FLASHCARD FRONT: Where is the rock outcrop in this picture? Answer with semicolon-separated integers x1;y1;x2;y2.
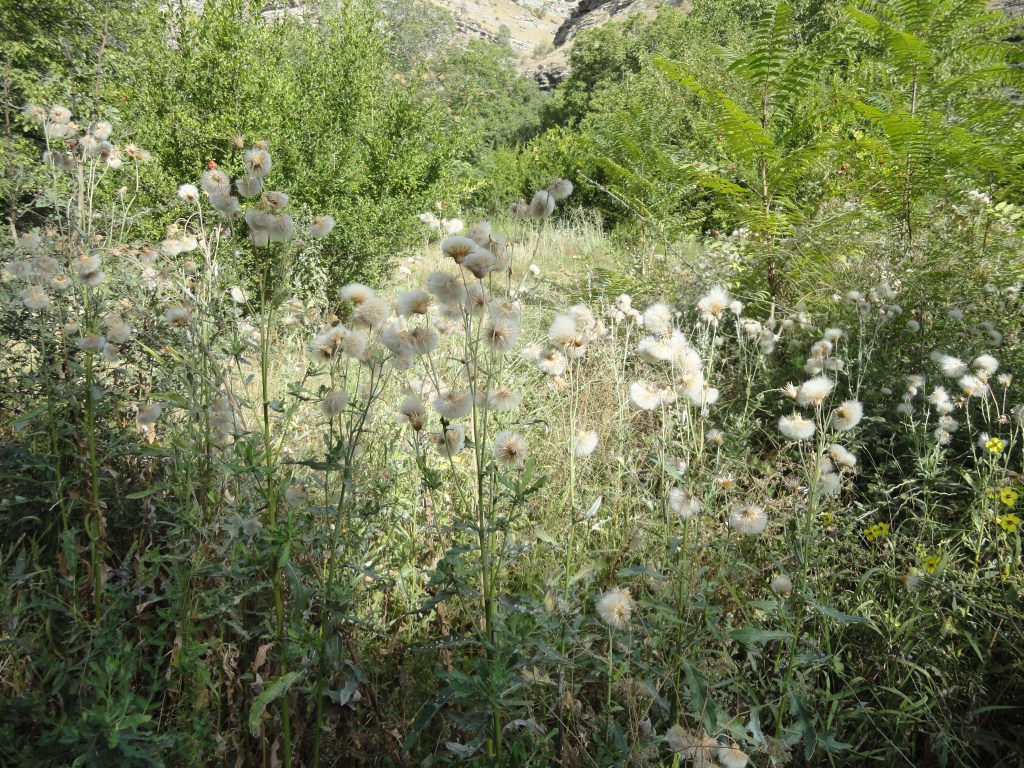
553;0;689;47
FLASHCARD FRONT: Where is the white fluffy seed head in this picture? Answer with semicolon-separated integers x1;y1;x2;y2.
309;215;335;239
441;235;477;264
494;430;528;467
426;271;466;307
669;488;702;519
797;375;835;407
321;390;349;417
573;430;599;457
830;400;863;431
630;380;662;410
730;504;768;535
770;574;793;597
642;303;673;335
973;354;999;377
529;189;555;218
779;413;815;441
595;587;633;629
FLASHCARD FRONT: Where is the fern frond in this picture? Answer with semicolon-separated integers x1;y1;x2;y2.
656;57;780;165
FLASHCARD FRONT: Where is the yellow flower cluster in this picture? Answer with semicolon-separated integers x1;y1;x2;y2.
865;522;890;542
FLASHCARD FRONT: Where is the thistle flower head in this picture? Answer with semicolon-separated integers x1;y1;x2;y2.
595;587;633;629
770;574;793;597
487;385;521;412
548;313;580;347
489;297;521;322
164;306;191;326
309;215;335;239
797;375;835;407
243;147;272;178
638;335;674;363
352;295;389;329
573;429;599;457
136;403;163;426
210;192;240;217
441;235;477;264
442;218;464;235
483;317;520;352
395;289;431;317
409;325;440;355
268;213;294;242
730;504;768;535
398;395;427;431
339;283;375;306
20;285;50;311
426;271;466;307
665;726;718;768
828;443;857;469
432;423;466;456
462;249;496;279
718;743;749;768
973;354;999;377
548;178;574;200
669;488;701;519
177;184;199;203
629;380;662;410
50;273;72;292
262;191;289;210
461;283;487;316
104;314;133;344
642;302;673;335
529;189;555;218
537;349;567;376
201;168;230;195
467;221;491;246
696;285;730;320
77;333;107;352
779;413;815;441
321;390;349;417
958;374;990;398
830;399;863;431
23;104;46;123
932;352;968;379
49;105;72;123
236;175;263;198
494;430;528;467
433;388;473;421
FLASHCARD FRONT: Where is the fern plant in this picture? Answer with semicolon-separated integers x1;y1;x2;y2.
588;3;843;297
845;0;1023;267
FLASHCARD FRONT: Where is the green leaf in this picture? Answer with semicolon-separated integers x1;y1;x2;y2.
402;686;455;754
729;627;793;644
125;485;169;500
809;601;869;625
248;671;302;735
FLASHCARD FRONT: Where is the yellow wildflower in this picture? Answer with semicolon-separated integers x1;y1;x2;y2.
996;513;1020;533
865;522;890;542
923;554;941;574
985;437;1005;454
1000;488;1019;508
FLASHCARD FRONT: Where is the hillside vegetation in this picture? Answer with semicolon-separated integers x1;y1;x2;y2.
1;1;1023;766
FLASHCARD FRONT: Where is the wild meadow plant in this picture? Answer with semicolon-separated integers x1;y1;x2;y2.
2;105;1023;767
